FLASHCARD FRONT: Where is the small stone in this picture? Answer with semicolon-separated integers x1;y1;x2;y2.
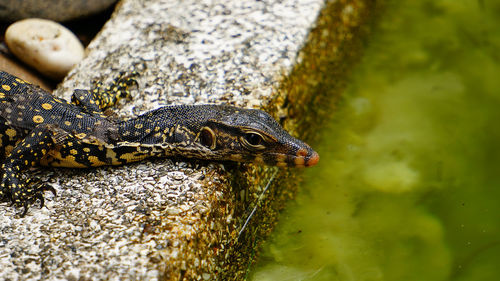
5;18;84;80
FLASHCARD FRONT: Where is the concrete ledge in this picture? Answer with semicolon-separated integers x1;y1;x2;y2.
0;0;376;280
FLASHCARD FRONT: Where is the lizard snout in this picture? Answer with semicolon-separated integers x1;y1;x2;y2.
292;148;319;167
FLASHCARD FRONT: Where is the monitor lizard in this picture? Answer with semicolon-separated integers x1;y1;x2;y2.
0;71;319;216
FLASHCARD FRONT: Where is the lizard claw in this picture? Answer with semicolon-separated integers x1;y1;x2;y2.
20;200;29;217
3;174;56;216
40;184;57;198
17;184;56;217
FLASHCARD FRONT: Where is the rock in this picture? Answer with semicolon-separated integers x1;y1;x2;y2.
0;0;117;22
5;18;85;80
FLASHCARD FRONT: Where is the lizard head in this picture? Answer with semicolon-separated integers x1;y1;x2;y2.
195;106;319;167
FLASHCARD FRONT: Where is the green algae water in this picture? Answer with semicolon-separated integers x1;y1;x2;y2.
249;1;500;280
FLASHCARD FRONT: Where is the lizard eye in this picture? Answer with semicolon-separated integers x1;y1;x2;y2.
200;127;216;149
244;133;263;146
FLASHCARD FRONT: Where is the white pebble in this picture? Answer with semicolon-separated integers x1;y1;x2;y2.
5;18;84;80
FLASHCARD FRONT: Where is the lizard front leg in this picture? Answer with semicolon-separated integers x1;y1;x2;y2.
71;71;138;115
0;124;60;216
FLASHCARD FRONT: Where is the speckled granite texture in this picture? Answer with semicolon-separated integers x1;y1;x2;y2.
0;0;374;280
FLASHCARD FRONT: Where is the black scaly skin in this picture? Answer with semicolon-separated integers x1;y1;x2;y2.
0;71;319;216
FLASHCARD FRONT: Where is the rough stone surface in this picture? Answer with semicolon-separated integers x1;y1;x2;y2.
0;0;374;280
0;0;116;22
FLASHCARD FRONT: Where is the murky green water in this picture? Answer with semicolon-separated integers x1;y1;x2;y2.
249;1;500;280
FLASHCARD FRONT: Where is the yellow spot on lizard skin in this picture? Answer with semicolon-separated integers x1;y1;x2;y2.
64;121;71;126
105;146;118;164
76;114;83;119
253;155;265;164
33;115;44;123
0;92;5;98
2;84;11;91
135;123;143;129
47;152;87;168
5;128;16;138
88;155;106;166
119;151;148;163
70;149;78;155
75;133;87;139
83;147;91;152
15;78;25;84
230;154;243;161
42;103;53;110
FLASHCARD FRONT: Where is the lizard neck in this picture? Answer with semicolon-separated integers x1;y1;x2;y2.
115;105;224;162
117;105;216;144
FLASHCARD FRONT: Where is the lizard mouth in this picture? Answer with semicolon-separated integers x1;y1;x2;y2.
292;148;319;168
271;148;319;168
